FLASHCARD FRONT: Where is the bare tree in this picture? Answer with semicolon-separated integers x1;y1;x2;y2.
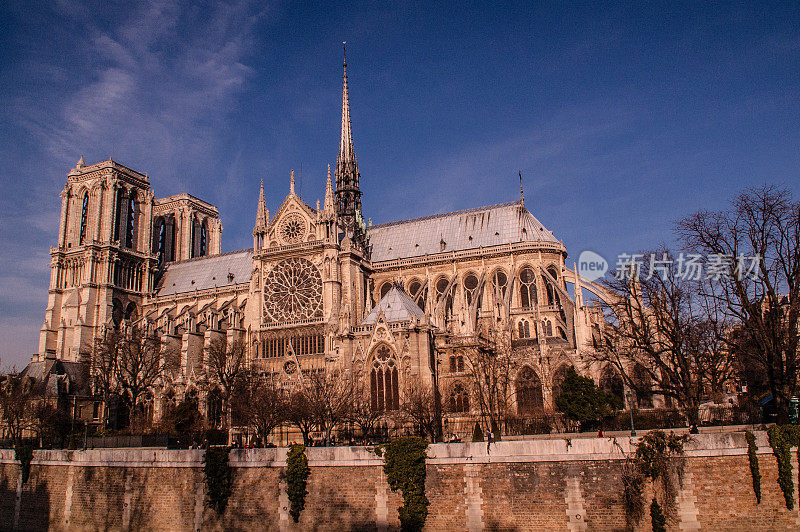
348;380;384;443
399;381;440;442
201;337;249;434
677;186;800;418
457;336;517;436
286;389;315;445
596;250;734;426
0;374;37;443
233;372;286;446
94;326;177;430
304;369;356;446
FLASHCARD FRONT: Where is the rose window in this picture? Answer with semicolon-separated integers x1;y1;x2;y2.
263;258;323;323
279;213;306;244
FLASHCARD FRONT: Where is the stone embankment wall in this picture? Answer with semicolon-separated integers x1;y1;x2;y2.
1;432;799;530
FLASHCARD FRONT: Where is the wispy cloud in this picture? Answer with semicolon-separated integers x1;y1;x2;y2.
0;0;267;366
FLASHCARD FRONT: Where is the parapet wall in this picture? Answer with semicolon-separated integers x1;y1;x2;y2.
1;432;799;530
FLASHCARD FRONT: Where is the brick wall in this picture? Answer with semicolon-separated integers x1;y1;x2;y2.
1;433;800;531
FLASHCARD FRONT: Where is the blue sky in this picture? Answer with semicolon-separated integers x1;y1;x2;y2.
1;1;799;368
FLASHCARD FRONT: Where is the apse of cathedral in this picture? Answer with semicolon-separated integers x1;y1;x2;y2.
37;55;609;418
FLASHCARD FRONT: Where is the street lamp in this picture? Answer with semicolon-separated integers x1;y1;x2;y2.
626;389;636;437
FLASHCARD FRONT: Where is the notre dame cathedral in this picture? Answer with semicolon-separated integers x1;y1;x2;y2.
35;56;616;430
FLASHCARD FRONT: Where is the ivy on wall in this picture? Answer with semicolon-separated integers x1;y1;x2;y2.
744;430;762;504
15;443;33;484
650;498;666;532
286;444;310;523
766;425;800;510
381;436;430;532
620;430;687;529
203;447;232;514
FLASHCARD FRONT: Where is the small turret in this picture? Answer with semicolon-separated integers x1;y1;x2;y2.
253;179;270;250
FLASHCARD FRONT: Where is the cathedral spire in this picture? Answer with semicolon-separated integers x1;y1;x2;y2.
290;169;296;196
334;42;363;236
255;179;269;227
338;43;356;168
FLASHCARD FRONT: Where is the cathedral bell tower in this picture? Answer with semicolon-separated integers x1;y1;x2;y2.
39;158;157;362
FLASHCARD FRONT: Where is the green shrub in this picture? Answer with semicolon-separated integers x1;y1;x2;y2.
203;447;232;514
382;436;429;531
286;444;310;523
14;443;33;484
744;430;761;503
555;367;622;430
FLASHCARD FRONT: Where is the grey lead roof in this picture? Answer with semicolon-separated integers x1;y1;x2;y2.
361;286;425;325
155;201;558;296
156;249;252;296
366;200;558;262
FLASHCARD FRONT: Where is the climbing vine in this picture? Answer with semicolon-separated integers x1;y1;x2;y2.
619;430;687;528
649;499;666;532
766;425;800;510
15;443;33;484
286;444;310;523
203;446;232;514
381;436;430;532
744;430;761;504
621;459;646;527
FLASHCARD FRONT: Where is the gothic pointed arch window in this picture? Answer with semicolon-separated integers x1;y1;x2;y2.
113;188;125;242
435;276;453;318
448;381;469;413
542;319;553;337
111;298;123;329
379;281;392;300
464;272;481;309
79;191;89;245
153;216;166;266
551;364;572;403
600;366;625;405
191;217;200;258
125;192;136;249
516;366;544;413
545;266;561;307
408;278;425;311
200;219;208;257
632;365;654;409
493;269;508;304
519;267;537;308
518;318;531;339
370;344;399;411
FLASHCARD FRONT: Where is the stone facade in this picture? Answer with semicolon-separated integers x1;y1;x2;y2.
36;57;620;430
1;433;799;530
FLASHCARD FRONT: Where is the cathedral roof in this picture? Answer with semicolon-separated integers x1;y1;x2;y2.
156;249;252;296
361;286;425;325
366;200;559;262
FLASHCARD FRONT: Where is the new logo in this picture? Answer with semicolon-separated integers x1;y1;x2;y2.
577;250;608;281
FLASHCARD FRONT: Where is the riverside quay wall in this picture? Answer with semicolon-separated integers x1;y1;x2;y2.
2;432;800;531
